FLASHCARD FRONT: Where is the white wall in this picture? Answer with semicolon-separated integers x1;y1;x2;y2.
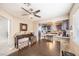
69;3;79;56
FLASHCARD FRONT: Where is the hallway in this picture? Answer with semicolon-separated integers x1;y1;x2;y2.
9;40;60;56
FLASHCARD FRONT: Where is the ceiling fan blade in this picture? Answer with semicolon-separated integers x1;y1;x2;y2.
21;7;31;14
34;10;40;14
34;14;41;18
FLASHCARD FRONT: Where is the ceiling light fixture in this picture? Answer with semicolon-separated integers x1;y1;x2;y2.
24;3;31;7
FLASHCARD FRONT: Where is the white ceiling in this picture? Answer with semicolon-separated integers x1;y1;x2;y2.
0;3;73;21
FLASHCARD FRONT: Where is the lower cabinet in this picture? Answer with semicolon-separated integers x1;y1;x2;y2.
18;38;29;49
15;35;37;49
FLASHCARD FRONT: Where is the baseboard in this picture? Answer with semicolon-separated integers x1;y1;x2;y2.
6;48;19;56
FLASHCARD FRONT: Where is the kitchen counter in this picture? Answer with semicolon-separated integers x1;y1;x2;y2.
53;36;70;56
53;36;70;40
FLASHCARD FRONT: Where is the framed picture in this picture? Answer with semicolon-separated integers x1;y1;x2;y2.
20;23;27;31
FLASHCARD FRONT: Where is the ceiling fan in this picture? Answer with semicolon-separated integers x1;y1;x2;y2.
21;7;41;18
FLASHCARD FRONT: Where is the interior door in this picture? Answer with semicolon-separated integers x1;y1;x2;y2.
0;16;9;55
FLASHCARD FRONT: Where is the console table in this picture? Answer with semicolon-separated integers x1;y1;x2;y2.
15;33;36;49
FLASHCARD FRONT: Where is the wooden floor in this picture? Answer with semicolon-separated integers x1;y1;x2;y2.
9;40;60;56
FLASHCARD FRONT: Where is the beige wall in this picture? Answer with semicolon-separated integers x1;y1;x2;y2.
10;17;34;49
0;9;34;53
69;3;79;56
32;21;39;41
